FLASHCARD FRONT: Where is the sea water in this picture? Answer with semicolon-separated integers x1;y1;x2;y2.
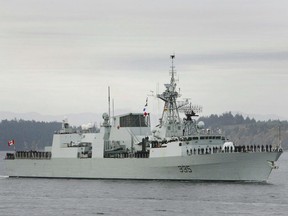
0;152;288;216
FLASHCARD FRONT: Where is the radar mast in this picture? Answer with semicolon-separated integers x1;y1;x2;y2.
157;55;182;137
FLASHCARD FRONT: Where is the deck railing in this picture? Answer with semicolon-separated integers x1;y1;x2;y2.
5;151;52;160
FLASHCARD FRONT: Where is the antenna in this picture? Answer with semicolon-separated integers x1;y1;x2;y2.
179;103;203;120
278;120;282;148
108;86;111;124
112;98;115;121
170;54;176;81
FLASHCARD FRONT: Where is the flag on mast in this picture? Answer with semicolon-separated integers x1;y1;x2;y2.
143;97;148;117
8;140;15;146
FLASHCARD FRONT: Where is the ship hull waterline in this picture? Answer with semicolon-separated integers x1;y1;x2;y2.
5;152;282;182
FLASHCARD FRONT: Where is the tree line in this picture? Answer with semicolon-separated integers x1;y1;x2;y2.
0;119;61;151
198;112;257;128
199;112;288;149
1;113;287;151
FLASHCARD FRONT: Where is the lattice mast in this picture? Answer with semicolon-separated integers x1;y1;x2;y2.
157;55;182;136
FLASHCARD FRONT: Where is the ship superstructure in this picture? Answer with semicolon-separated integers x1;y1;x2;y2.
4;55;283;182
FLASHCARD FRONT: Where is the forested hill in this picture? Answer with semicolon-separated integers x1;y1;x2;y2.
0;120;61;151
198;112;288;150
198;112;257;127
0;113;287;151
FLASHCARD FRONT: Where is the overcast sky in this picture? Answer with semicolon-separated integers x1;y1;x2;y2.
0;0;288;121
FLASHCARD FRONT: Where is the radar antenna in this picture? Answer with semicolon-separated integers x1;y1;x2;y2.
179;103;203;121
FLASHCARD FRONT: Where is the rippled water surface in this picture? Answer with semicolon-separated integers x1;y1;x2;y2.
1;152;288;216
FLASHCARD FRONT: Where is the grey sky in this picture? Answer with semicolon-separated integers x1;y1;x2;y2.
1;0;288;120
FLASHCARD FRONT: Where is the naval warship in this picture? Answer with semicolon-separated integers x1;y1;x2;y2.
4;55;283;181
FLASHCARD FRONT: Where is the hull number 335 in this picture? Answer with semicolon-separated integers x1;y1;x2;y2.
178;166;192;173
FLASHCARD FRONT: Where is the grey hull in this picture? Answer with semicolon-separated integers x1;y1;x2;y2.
4;152;282;182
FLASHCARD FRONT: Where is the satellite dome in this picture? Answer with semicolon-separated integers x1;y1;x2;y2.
102;113;109;120
197;121;205;129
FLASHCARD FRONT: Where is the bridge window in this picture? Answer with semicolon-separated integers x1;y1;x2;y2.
120;114;148;127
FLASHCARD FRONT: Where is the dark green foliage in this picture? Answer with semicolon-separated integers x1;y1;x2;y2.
198;112;256;127
1;114;287;151
0;119;61;151
199;112;288;150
